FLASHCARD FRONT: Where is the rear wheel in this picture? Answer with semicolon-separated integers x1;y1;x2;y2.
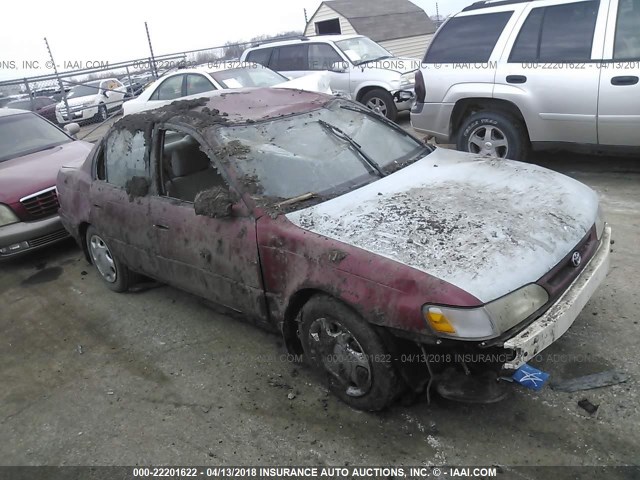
299;295;399;411
86;226;131;292
456;110;529;160
360;89;398;122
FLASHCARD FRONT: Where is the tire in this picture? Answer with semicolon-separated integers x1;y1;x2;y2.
85;226;131;292
96;104;108;123
456;110;529;160
360;89;398;122
298;294;399;411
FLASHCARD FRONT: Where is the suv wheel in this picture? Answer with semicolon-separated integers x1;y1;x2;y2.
299;294;399;411
361;89;398;122
457;110;528;160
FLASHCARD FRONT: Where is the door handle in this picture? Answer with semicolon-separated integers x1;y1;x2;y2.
92;203;103;209
153;224;169;230
506;75;527;84
611;76;639;86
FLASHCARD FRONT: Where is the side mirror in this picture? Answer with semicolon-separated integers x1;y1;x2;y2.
329;61;348;74
102;90;110;98
64;122;80;137
194;187;234;218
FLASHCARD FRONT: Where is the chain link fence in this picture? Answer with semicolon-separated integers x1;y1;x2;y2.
0;33;303;141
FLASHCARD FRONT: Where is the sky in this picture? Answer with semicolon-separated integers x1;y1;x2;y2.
0;0;473;82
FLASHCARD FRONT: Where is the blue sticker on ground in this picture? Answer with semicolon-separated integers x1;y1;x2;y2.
512;363;550;391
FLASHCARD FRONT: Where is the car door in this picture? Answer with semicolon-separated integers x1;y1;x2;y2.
496;0;608;145
148;125;268;323
89;128;159;277
307;43;351;96
269;44;309;79
597;0;640;146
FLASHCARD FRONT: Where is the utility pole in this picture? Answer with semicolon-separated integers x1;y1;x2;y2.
304;8;308;24
145;22;158;79
44;37;71;123
436;2;440;25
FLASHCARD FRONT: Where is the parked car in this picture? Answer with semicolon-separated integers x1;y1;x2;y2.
0;94;29;108
121;73;155;97
411;0;640;159
122;64;331;117
241;35;418;121
55;78;127;124
4;96;59;124
0;109;91;259
57;89;610;410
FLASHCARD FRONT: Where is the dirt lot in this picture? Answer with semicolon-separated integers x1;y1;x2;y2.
1;117;639;471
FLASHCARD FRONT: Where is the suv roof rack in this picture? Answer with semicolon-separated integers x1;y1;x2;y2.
462;0;535;11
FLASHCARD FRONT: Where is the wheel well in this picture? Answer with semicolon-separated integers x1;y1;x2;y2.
356;86;386;103
281;288;324;354
79;222;91;263
450;98;529;141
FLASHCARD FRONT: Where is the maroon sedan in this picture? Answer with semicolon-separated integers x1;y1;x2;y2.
0;109;92;259
5;97;59;125
57;89;610;410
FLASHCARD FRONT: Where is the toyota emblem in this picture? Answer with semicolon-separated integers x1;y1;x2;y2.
571;251;582;268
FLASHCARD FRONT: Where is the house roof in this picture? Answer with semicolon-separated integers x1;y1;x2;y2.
314;0;436;42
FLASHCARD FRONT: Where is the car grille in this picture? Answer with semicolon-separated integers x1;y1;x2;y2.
29;228;69;248
20;187;60;220
537;227;598;300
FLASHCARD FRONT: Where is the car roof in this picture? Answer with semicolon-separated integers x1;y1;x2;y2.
248;34;362;50
0;108;31;117
121;88;333;127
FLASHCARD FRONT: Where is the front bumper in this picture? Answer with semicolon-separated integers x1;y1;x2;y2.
503;225;612;369
56;106;97;123
0;215;70;259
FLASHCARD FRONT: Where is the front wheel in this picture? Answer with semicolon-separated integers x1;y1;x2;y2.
86;226;131;292
299;295;399;411
456;110;529;160
360;89;398;122
96;104;108;123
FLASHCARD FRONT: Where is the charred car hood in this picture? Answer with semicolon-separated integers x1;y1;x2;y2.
286;148;599;303
0;140;92;204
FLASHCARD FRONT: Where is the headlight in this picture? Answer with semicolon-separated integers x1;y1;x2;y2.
423;284;549;340
399;71;416;87
0;204;19;227
595;204;605;240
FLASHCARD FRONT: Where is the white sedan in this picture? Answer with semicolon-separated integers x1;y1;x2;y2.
55;78;127;124
122;64;332;117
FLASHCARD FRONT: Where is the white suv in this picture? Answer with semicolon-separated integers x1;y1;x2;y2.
241;35;418;121
411;0;640;159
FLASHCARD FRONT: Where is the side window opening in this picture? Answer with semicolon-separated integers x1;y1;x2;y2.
161;130;227;203
424;12;513;63
308;44;343;70
510;1;599;63
151;75;184;101
614;0;640;60
246;48;273;67
105;130;147;188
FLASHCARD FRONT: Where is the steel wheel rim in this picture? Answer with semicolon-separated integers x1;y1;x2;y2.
365;97;387;116
467;125;509;158
308;317;372;397
89;234;117;283
100;106;107;121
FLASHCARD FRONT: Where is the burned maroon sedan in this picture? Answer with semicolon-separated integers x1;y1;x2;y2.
57;89;611;410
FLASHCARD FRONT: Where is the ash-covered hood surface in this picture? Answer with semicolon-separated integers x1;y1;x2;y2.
286;148;599;303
